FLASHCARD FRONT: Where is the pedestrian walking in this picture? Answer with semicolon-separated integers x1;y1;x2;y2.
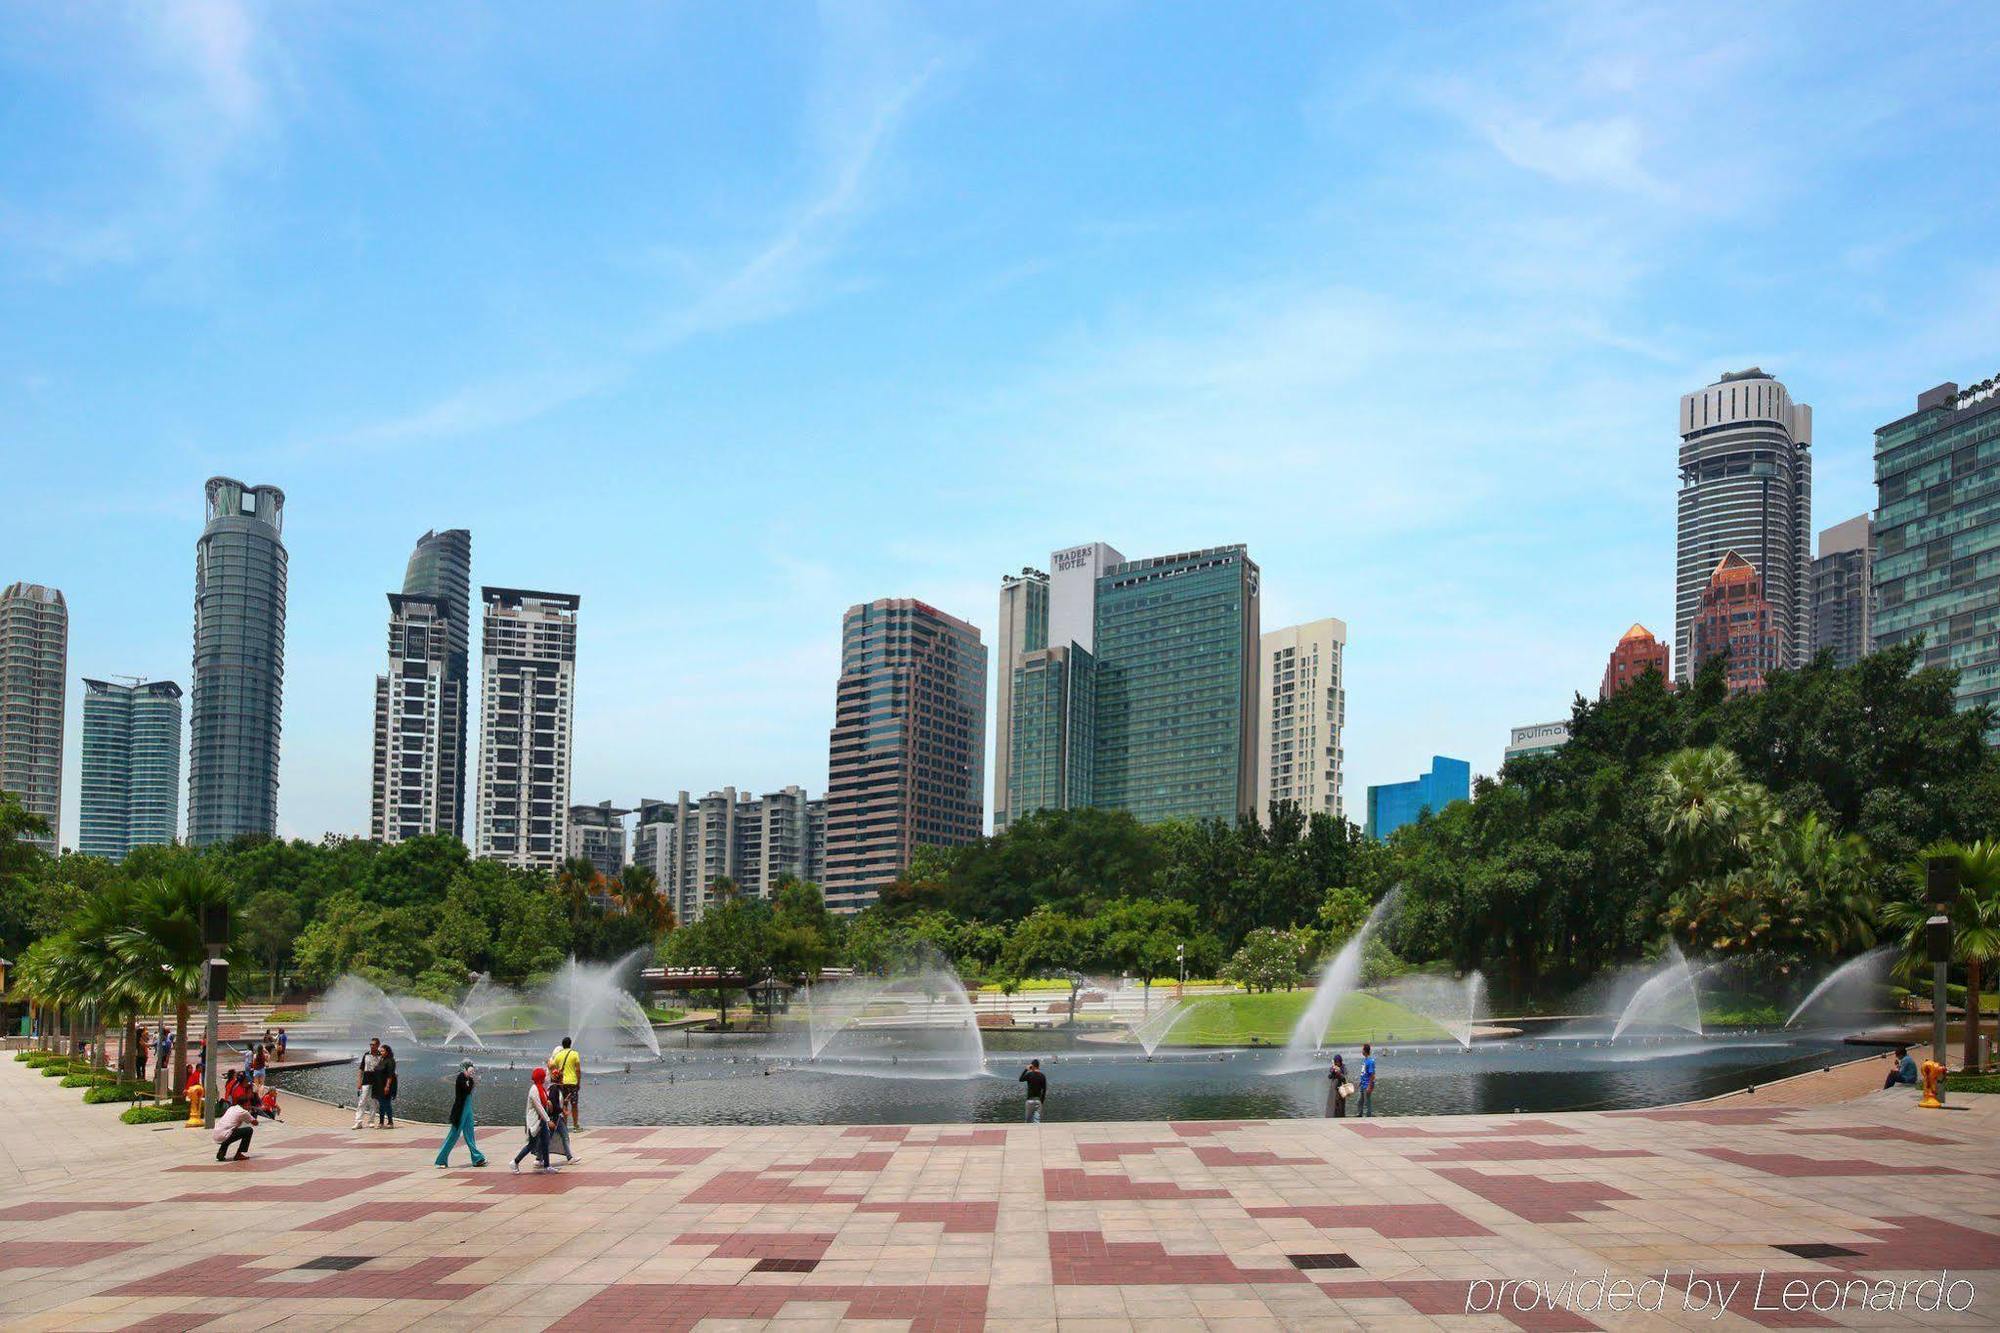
1019;1059;1048;1123
1326;1054;1351;1118
547;1087;578;1164
276;1028;288;1061
513;1067;555;1172
249;1043;267;1090
375;1045;399;1128
1357;1043;1377;1117
353;1037;383;1128
434;1060;487;1168
133;1036;148;1083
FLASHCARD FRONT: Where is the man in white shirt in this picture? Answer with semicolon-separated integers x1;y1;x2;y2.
213;1101;256;1161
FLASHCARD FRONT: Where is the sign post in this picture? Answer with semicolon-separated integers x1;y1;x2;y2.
1925;857;1958;1071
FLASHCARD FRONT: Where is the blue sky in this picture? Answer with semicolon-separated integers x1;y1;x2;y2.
5;2;1998;844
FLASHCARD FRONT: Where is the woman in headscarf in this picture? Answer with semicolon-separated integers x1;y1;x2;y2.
513;1066;555;1172
435;1060;487;1168
1326;1053;1350;1118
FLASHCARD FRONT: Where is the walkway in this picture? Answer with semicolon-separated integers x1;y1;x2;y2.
1;1057;1994;1330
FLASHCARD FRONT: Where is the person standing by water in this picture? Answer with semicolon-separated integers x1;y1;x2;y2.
375;1045;399;1128
513;1067;555;1172
548;1037;583;1128
434;1060;487;1168
1356;1043;1377;1117
1020;1059;1048;1123
353;1038;383;1129
1326;1054;1350;1118
276;1028;287;1062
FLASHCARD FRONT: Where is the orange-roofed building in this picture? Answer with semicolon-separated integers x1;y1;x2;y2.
1690;552;1780;695
1600;624;1670;700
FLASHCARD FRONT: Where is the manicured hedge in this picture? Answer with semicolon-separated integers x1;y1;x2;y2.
60;1071;119;1088
84;1081;154;1104
121;1102;190;1125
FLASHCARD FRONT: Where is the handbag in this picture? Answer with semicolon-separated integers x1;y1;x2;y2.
1339;1082;1357;1099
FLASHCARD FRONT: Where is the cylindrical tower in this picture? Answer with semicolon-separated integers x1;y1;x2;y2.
187;477;288;845
1675;370;1812;683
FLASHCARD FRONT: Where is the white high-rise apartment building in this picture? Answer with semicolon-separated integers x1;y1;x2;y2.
474;587;579;870
992;569;1048;831
1256;618;1346;823
370;594;464;844
635;786;825;924
0;582;67;850
1676;370;1812;682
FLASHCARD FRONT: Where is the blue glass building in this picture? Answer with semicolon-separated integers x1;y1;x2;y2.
1365;756;1471;839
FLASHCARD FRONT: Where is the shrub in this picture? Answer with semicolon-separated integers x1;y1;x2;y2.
22;1051;65;1068
13;1051;35;1062
264;1009;308;1022
41;1062;80;1077
121;1102;190;1125
84;1083;151;1104
60;1071;118;1089
1944;1071;2000;1095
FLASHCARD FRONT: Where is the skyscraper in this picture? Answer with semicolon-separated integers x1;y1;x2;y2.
0;582;68;850
79;678;182;861
1048;541;1124;654
1676;370;1811;684
991;568;1048;830
1091;546;1260;824
1601;624;1670;699
1007;644;1096;823
1690;552;1779;695
1257;617;1346;823
1874;374;2000;740
1366;756;1470;840
369;594;465;844
187;479;287;845
474;587;579;871
823;599;986;913
1809;515;1873;668
402;528;471;835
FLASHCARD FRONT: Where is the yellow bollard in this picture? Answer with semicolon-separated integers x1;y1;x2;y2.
1917;1060;1946;1110
185;1081;204;1127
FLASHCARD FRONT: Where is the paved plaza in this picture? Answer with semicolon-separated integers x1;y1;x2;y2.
1;1056;1996;1331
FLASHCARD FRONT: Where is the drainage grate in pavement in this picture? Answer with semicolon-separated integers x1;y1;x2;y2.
752;1258;821;1273
1773;1243;1861;1260
1289;1253;1359;1270
295;1255;375;1271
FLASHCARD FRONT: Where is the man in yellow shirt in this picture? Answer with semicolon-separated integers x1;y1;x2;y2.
547;1037;582;1127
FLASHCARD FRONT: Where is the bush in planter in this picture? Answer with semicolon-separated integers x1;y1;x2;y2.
60;1071;118;1089
121;1101;190;1125
41;1062;82;1077
13;1051;36;1062
21;1051;63;1067
83;1082;153;1104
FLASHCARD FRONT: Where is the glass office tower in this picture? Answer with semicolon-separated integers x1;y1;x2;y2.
1874;376;2000;741
1090;545;1259;824
79;678;182;860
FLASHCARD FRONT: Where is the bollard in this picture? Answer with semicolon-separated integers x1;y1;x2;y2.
185;1081;204;1128
1918;1059;1946;1110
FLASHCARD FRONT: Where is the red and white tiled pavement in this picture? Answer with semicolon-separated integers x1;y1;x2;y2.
2;1057;1996;1331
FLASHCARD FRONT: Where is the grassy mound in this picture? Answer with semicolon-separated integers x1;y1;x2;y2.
1157;990;1450;1048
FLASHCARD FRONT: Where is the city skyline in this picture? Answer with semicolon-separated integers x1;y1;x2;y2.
7;5;1998;844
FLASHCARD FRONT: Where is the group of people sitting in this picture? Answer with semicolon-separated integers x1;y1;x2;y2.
209;1064;282;1162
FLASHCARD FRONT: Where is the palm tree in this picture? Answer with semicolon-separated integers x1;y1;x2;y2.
114;864;242;1095
553;857;600;925
1649;746;1777;886
62;880;153;1078
616;863;674;939
1882;841;2000;1070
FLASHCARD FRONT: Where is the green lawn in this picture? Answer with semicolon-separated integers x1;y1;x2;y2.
1156;990;1450;1048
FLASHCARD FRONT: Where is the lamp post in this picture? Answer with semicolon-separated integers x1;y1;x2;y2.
1926;856;1958;1071
200;901;229;1130
1176;944;1186;1003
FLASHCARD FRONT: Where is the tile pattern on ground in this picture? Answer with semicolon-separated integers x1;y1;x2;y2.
0;1056;1995;1331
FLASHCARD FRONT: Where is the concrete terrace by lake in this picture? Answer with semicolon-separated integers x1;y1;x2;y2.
1;1055;1995;1331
